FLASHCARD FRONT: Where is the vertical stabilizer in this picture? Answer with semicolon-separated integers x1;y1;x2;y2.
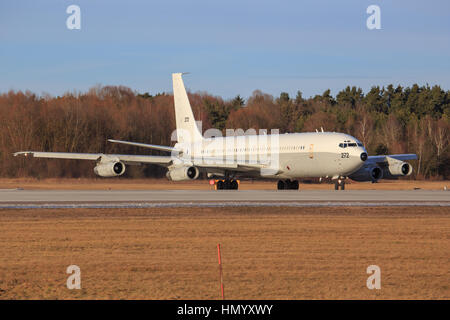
172;73;203;143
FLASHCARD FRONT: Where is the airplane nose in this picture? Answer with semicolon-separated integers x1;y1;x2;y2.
360;152;368;162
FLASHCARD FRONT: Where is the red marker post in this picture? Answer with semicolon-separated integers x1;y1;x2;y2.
217;243;224;300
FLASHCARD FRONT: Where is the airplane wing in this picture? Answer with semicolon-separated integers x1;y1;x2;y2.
13;151;173;166
13;152;271;172
366;154;417;164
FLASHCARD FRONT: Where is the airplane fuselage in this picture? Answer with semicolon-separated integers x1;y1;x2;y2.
178;132;367;179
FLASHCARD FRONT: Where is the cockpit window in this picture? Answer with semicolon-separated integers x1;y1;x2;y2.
340;142;361;147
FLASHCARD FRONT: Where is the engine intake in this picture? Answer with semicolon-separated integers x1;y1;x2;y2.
383;162;413;179
166;166;200;181
349;165;383;182
94;161;126;177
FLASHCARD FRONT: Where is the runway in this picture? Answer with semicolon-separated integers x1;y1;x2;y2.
0;189;449;208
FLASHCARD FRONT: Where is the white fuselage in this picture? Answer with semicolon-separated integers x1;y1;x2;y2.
176;132;367;179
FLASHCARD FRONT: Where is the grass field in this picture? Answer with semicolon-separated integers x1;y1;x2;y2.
0;206;448;299
0;178;448;190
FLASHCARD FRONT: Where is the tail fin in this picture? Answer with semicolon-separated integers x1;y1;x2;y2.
172;73;203;143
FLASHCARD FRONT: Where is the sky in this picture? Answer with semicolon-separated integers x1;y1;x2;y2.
1;0;449;99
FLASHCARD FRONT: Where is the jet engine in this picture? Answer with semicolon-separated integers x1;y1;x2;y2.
94;161;126;177
382;161;413;179
348;165;383;182
166;166;200;181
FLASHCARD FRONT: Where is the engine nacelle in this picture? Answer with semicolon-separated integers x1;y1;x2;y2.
349;165;383;182
166;166;200;181
94;161;126;177
382;162;413;179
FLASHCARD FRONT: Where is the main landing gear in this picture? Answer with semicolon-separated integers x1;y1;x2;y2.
277;179;299;190
334;178;346;190
215;179;239;190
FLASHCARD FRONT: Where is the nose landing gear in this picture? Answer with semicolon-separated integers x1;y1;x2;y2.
334;178;346;190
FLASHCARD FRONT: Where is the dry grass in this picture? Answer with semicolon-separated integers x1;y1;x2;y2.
0;178;448;190
0;206;448;300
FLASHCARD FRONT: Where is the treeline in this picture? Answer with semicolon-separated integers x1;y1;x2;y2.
0;84;449;179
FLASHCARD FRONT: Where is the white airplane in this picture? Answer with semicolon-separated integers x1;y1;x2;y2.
14;73;417;190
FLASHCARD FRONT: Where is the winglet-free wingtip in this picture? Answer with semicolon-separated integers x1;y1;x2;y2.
13;151;33;157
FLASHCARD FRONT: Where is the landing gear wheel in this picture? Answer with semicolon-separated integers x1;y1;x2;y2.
215;179;238;190
290;180;299;190
285;179;292;189
277;180;299;190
